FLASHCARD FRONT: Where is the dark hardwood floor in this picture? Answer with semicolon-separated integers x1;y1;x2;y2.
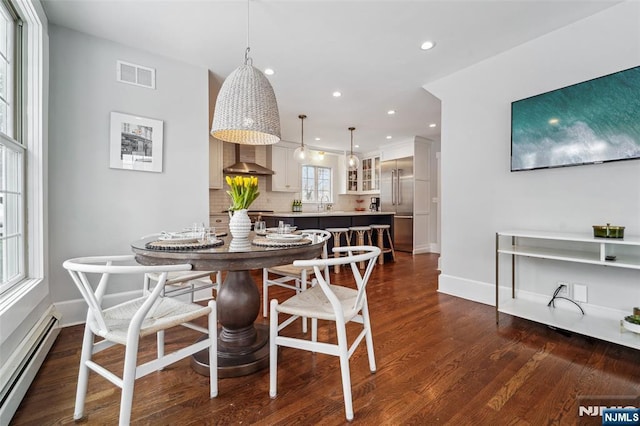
10;253;640;425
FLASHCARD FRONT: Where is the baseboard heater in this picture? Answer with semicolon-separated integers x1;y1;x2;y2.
0;309;60;423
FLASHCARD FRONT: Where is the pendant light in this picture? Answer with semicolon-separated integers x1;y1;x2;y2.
293;114;306;163
211;0;281;145
347;126;359;170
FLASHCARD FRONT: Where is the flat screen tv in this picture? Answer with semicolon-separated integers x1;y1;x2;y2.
511;65;640;171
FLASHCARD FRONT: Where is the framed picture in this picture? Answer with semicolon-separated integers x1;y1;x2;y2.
109;112;164;172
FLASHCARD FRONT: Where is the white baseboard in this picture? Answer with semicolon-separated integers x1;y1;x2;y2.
437;274;495;306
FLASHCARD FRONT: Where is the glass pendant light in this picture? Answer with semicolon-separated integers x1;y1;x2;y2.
347;126;359;171
211;0;280;145
293;114;306;163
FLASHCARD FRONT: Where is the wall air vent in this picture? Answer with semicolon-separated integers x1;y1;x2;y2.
117;60;156;89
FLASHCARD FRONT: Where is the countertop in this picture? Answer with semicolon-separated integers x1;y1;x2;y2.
260;211;395;218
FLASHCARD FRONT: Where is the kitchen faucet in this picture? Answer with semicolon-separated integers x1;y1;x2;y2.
318;195;330;211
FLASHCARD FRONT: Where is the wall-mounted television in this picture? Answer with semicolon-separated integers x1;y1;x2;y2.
511;65;640;171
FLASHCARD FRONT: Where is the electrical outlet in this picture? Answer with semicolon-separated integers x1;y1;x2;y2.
573;283;587;303
556;281;573;298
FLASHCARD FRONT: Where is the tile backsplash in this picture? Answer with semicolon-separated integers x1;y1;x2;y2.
210;186;362;214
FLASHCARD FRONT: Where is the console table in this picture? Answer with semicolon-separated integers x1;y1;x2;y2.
495;230;640;349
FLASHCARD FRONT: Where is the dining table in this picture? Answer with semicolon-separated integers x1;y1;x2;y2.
131;232;324;378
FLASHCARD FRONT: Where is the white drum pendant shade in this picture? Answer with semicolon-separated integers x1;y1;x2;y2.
211;64;281;145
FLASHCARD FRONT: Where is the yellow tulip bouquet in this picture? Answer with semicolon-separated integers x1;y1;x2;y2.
226;175;260;211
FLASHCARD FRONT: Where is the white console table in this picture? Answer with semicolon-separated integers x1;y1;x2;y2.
495;230;640;349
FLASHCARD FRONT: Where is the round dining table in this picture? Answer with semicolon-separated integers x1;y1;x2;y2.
131;233;323;378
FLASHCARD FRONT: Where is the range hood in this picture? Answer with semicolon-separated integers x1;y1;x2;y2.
223;144;274;175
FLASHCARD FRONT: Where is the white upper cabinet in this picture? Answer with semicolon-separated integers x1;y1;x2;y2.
338;152;380;194
360;155;380;193
267;144;301;192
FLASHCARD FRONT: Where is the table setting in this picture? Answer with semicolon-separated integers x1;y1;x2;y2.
251;220;312;247
145;224;225;250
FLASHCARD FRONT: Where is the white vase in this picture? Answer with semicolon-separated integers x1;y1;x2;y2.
229;209;251;240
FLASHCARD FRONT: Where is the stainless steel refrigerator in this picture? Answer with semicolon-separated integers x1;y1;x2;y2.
380;157;413;252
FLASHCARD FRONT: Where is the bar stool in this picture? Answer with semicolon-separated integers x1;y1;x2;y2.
326;227;351;273
348;226;373;269
370;224;396;265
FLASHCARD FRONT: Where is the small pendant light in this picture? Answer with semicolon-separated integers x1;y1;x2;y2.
347;126;359;171
293;114;307;163
211;0;280;145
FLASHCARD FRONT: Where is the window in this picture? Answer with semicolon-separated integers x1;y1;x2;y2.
0;1;23;295
301;165;332;203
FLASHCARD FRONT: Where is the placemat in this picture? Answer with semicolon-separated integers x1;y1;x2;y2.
252;237;312;247
146;239;224;251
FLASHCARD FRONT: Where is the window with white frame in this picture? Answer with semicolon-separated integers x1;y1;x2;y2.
0;0;24;295
301;165;331;203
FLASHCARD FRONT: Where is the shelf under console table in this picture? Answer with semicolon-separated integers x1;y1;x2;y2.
495;230;640;350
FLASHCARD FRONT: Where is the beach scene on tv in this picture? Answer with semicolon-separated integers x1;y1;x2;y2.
511;66;640;171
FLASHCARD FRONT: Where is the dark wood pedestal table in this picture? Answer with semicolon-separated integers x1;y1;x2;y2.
131;234;323;378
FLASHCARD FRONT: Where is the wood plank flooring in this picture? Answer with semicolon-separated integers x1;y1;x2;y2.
10;253;640;425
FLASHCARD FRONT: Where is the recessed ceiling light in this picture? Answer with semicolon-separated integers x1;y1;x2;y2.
387;110;396;115
332;91;342;97
429;123;437;128
421;41;436;50
386;135;392;139
314;137;321;141
355;144;360;148
264;68;275;75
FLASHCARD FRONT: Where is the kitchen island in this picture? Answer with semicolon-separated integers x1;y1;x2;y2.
260;211;394;229
260;211;395;254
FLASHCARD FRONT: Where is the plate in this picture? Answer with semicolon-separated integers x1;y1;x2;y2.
623;316;640;334
158;232;198;243
266;226;297;233
266;233;303;242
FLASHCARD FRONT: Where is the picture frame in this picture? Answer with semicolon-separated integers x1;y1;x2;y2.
511;65;640;171
109;112;164;172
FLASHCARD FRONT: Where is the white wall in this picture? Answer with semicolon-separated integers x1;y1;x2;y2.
425;2;640;308
48;25;209;306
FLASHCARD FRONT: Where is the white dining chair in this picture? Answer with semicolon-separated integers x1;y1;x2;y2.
269;245;381;421
262;229;331;332
141;233;222;303
63;255;218;425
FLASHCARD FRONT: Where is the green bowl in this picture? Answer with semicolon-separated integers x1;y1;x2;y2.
593;224;625;238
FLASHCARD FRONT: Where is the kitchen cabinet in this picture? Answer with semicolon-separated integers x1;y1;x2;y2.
496;230;640;349
338;153;380;194
209;137;224;189
267;144;301;192
347;169;358;192
361;155;380;192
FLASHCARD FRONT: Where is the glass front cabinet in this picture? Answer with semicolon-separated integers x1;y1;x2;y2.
339;153;380;194
347;169;358;192
361;156;380;192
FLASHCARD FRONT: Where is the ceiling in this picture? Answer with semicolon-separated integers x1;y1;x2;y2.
41;0;620;153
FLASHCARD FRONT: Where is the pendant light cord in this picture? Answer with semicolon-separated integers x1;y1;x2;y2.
299;114;306;148
244;0;252;65
349;127;355;155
